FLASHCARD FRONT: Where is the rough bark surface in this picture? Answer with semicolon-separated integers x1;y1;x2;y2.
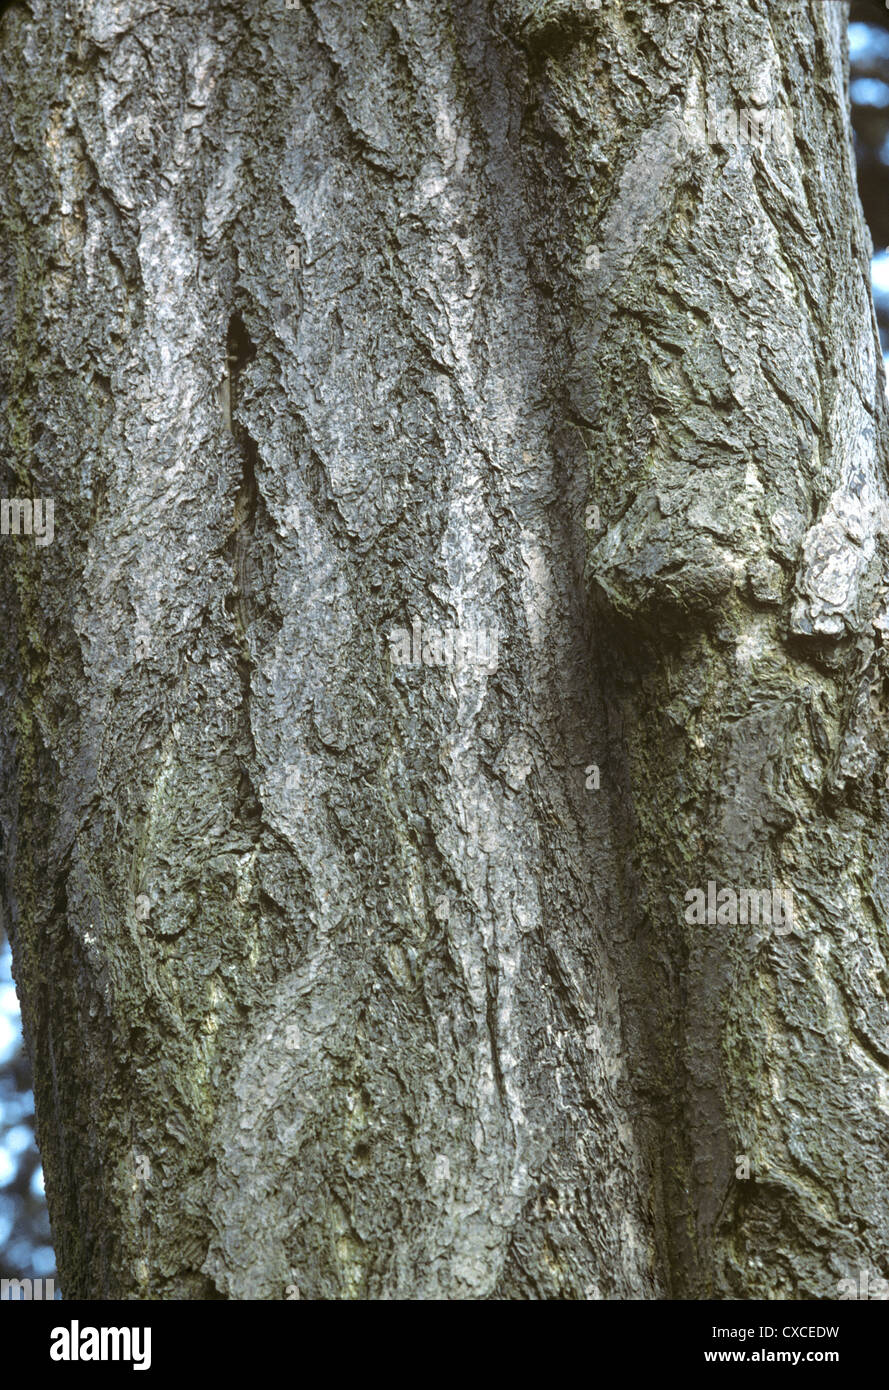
1;0;888;1299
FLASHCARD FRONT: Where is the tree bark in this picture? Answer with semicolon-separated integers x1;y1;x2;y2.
2;0;888;1299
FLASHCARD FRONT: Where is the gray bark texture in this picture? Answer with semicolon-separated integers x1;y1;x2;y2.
2;0;889;1300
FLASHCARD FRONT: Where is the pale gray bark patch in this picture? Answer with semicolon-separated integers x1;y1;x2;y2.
1;0;887;1300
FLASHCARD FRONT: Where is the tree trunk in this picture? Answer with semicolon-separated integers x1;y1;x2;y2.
2;0;888;1299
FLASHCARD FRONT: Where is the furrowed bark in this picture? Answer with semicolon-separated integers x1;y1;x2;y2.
558;0;889;1295
1;0;887;1300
